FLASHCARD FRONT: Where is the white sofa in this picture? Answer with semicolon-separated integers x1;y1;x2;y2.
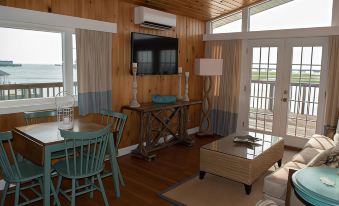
263;134;336;206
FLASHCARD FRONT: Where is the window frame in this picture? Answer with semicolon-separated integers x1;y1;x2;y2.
208;0;334;34
0;22;77;114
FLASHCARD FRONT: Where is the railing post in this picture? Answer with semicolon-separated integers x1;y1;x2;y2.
268;82;274;111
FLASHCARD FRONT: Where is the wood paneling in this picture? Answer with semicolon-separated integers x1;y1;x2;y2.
123;0;265;20
0;0;205;148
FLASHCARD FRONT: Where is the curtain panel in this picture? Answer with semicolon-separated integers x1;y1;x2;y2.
205;40;242;136
324;36;339;135
76;29;112;115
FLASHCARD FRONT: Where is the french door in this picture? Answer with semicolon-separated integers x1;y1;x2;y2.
240;38;328;146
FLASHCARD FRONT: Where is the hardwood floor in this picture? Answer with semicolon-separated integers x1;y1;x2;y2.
2;136;218;206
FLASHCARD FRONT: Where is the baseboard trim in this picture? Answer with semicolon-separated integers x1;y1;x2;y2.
117;126;199;157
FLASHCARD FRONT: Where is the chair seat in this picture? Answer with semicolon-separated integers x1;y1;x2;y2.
53;156;104;179
5;161;43;183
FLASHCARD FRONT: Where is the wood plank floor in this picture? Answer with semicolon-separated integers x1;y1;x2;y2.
2;136;218;206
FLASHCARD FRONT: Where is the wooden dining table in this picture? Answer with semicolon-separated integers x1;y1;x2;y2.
12;119;120;206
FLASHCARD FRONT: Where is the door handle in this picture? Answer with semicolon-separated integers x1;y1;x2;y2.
281;97;288;102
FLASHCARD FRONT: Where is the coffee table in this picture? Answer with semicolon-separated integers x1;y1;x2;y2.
199;132;284;195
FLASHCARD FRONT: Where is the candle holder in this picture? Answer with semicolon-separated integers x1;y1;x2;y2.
177;72;182;100
130;63;140;108
55;91;75;130
184;72;190;102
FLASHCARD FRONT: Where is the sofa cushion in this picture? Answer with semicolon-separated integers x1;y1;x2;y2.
291;147;324;164
303;134;335;150
263;162;306;200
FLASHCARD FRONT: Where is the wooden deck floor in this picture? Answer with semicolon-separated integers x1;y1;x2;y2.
2;136;218;206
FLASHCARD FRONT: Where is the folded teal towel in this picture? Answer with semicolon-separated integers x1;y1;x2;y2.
152;95;177;104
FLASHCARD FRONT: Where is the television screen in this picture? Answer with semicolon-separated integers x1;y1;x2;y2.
131;32;178;75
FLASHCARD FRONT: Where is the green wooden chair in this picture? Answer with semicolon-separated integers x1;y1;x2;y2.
53;124;112;206
24;110;57;125
0;131;60;206
100;110;127;186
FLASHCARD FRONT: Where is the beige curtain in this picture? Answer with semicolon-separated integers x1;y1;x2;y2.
76;29;112;115
324;36;339;133
205;40;242;136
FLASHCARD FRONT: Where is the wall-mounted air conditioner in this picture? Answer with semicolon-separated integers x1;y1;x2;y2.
134;6;176;30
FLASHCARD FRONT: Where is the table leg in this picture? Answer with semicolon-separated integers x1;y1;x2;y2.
244;184;252;195
182;105;193;146
43;147;51;206
199;171;206;180
108;135;121;198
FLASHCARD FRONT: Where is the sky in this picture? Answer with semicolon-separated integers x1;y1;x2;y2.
0;27;63;64
213;0;333;33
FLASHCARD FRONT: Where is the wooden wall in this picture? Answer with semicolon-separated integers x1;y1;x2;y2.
0;0;205;148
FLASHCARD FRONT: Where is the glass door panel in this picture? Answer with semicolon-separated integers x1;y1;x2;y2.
287;46;324;138
249;46;278;133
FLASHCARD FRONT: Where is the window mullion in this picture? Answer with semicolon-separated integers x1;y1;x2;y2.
242;7;249;32
63;31;73;95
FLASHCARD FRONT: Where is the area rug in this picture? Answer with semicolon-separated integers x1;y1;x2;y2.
159;151;296;206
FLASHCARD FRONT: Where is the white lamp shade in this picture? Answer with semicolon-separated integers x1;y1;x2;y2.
195;58;223;76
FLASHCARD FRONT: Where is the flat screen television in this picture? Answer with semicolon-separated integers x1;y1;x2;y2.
131;32;178;75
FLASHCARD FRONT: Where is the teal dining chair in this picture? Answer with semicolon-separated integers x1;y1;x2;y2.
0;131;60;206
24;110;57;125
53;124;112;206
100;110;127;186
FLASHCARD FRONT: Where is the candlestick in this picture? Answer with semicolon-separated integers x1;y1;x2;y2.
184;72;189;102
178;67;182;74
177;72;182;100
130;63;140;107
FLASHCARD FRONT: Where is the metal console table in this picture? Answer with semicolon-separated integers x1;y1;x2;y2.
122;100;201;160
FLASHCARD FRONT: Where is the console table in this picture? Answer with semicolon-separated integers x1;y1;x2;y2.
121;100;201;160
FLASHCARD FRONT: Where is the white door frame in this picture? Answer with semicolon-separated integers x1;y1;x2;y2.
237;37;329;147
282;37;329;146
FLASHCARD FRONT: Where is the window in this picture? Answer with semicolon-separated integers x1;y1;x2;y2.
250;0;333;31
212;11;242;34
0;26;76;107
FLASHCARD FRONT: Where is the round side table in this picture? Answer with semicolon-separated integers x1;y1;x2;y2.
292;167;339;206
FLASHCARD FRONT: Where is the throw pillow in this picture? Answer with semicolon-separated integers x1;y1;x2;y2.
325;144;339;168
307;148;332;167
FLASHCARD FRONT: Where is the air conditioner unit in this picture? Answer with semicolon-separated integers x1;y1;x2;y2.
134;6;176;30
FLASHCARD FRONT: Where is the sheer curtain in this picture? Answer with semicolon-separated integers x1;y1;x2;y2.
324;36;339;135
76;29;112;115
205;40;242;136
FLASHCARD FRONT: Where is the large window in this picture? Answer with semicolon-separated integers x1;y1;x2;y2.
0;26;76;102
211;0;333;34
249;0;333;31
212;11;242;34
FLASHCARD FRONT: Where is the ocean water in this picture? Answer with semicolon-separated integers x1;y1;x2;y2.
0;64;76;84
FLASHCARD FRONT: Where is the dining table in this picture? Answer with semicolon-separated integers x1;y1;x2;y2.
12;119;120;206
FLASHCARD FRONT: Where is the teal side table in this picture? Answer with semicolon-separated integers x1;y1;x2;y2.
292;167;339;206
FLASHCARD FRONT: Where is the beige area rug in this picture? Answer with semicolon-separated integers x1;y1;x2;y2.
160;151;297;206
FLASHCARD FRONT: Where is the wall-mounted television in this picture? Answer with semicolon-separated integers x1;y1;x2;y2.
131;32;178;75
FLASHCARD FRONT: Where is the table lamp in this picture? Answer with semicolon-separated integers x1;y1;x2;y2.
195;58;223;136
